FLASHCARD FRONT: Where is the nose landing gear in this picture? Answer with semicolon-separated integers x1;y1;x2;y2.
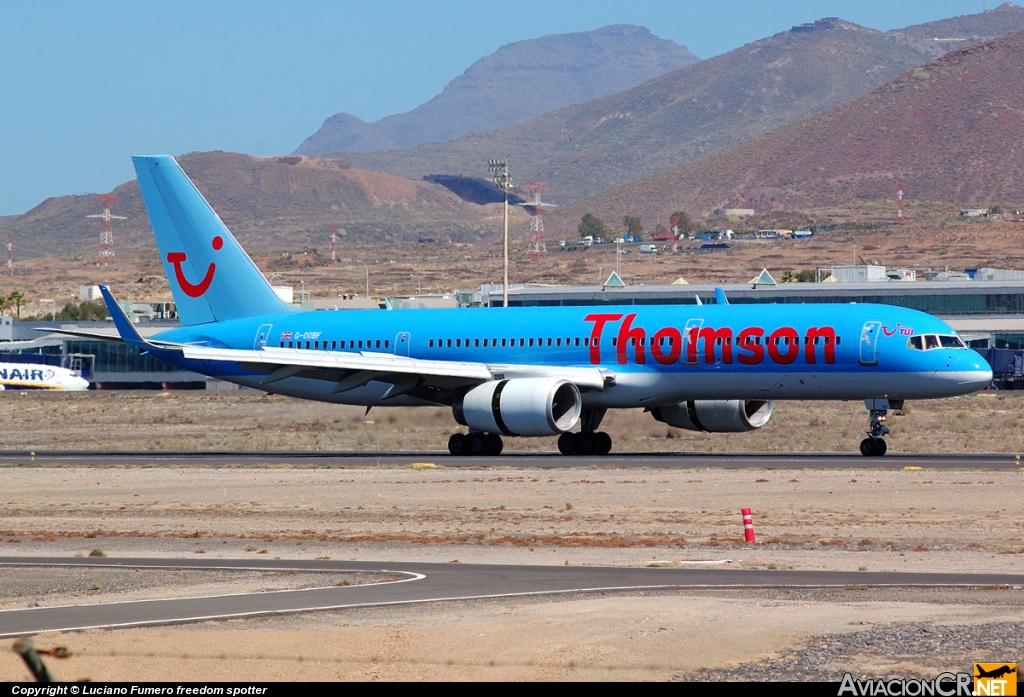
859;398;901;457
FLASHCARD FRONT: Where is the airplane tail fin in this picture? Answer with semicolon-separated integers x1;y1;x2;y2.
99;285;146;347
132;155;296;326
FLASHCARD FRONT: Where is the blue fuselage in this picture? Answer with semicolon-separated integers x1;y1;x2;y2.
145;302;992;408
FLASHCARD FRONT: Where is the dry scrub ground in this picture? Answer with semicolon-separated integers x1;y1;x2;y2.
7;216;1024;317
2;389;1024;454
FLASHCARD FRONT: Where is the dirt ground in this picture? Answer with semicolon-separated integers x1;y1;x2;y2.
1;461;1022;681
1;391;1023;682
2;389;1024;454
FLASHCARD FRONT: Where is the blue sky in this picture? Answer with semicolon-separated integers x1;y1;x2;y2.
0;0;993;215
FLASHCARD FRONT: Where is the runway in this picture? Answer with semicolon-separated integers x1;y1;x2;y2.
0;450;1020;469
2;557;1023;638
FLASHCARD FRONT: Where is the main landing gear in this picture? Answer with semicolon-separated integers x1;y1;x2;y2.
558;407;613;456
448;432;503;456
859;398;901;457
557;431;612;456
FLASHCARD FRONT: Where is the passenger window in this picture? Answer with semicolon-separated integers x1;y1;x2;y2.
349;340;354;349
575;338;580;346
585;338;590;347
556;338;561;347
384;340;389;348
547;338;552;347
305;341;311;349
519;338;524;347
483;339;489;347
314;341;319;349
288;341;293;348
332;341;337;349
429;339;434;348
474;339;480;347
375;340;381;349
447;339;452;348
279;342;284;348
612;338;618;346
501;338;507;347
529;338;534;347
456;339;461;347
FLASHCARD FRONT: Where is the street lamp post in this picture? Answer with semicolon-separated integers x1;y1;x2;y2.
355;260;370;297
488;158;513;308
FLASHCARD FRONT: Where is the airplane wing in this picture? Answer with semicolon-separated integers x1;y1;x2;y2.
180;345;610;393
97;284;610;397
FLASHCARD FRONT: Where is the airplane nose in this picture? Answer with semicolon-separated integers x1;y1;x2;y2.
957;352;993;391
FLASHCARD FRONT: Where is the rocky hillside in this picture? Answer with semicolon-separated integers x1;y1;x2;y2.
550;29;1024;232
885;2;1024;58
294;25;698;154
0;152;498;260
328;7;1024;204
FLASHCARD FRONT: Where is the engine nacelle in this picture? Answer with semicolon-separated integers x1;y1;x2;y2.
650;400;773;433
454;378;582;437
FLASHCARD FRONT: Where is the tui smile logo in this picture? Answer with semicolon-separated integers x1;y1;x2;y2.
167;236;223;298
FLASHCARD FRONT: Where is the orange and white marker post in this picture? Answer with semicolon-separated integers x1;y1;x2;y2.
741;507;756;543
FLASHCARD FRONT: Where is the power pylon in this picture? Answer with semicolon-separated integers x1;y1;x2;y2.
518;181;555;261
86;194;127;264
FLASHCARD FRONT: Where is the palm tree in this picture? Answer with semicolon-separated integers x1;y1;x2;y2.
7;290;25;319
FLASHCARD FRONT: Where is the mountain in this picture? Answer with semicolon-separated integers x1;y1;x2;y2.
549;28;1024;231
885;2;1024;58
294;25;698;155
0;152;497;260
326;8;1024;204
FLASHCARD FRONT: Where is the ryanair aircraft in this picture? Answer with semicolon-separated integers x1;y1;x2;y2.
87;156;992;457
0;363;89;391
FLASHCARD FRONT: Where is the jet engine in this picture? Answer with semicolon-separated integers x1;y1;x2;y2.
650;400;773;433
454;378;582;437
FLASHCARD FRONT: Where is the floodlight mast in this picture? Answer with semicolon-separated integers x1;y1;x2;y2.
488;158;513;307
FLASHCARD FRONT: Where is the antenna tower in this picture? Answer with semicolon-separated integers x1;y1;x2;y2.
86;194;127;264
6;233;11;275
896;180;904;225
330;224;338;267
518;181;555;261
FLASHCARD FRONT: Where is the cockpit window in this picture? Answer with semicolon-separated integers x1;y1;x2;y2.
909;334;966;350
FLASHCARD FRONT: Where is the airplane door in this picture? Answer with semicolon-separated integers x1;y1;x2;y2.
859;321;881;366
682;319;704;364
394;332;411;357
254;324;273;350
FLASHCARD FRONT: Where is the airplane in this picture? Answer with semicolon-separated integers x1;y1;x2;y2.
80;155;992;457
0;362;89;391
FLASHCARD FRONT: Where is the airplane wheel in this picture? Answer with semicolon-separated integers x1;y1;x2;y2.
448;433;467;456
485;433;503;456
576;432;596;456
467;433;487;456
557;432;575;456
859;438;874;457
595;432;612;456
873;438;887;456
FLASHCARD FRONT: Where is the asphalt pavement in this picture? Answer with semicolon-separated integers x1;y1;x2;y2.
1;557;1023;637
0;450;1021;469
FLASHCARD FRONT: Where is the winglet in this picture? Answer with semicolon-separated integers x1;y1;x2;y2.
715;287;729;305
695;295;703;306
99;285;146;347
